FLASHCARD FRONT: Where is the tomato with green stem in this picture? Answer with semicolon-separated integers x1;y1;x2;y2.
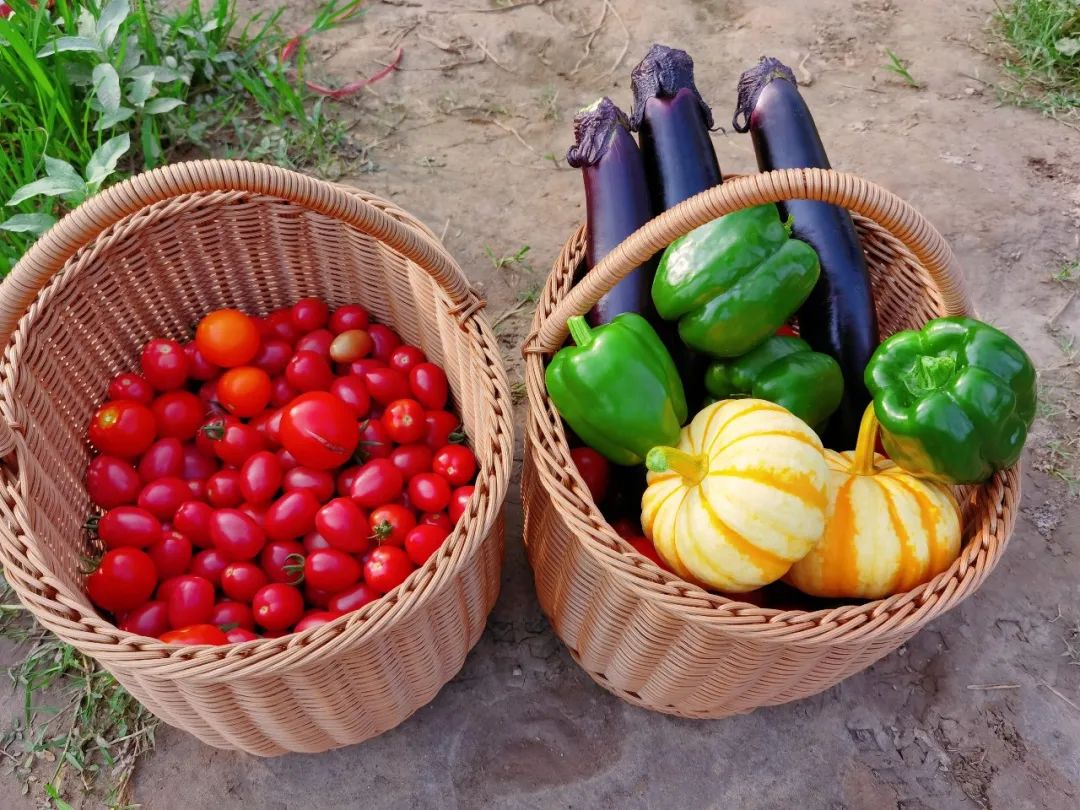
369;504;415;547
210;600;255;631
260;539;305;584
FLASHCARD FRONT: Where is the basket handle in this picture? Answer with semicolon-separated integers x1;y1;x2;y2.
527;168;969;355
0;160;477;350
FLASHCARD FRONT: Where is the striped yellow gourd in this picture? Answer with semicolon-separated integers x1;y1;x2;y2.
785;405;962;599
641;399;828;592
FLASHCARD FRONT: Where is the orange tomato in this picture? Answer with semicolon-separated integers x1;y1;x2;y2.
195;309;260;368
217;366;272;418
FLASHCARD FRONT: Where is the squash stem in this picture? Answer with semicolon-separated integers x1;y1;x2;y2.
852;403;880;475
646;446;708;484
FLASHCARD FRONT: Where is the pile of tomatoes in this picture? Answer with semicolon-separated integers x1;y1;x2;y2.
83;299;477;646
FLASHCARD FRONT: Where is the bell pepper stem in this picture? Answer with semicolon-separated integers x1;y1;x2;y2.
646;446;708;485
853;403;880;476
566;316;593;348
907;353;956;396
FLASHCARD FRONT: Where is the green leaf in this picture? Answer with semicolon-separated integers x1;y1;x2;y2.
128;72;155;105
44;157;83;185
96;0;131;50
94;106;135;130
85;133;131;187
77;7;97;39
1056;37;1080;57
0;213;57;235
6;176;84;207
92;63;122;114
36;36;101;57
143;97;185;115
201;17;221;33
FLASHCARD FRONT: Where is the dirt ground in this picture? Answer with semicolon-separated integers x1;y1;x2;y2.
3;0;1080;807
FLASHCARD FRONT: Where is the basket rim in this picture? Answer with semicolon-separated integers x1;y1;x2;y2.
0;165;514;674
523;173;1018;642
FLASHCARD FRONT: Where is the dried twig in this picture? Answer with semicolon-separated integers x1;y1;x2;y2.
492;298;532;329
838;83;886;94
966;683;1021;691
488;119;538;154
570;0;608;75
599;0;629;79
474;38;513;72
1041;681;1080;713
440;219;451;243
1049;291;1078;328
432;0;552;12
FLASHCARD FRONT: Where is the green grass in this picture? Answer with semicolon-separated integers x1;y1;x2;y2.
995;0;1080;119
883;49;921;88
483;244;532;272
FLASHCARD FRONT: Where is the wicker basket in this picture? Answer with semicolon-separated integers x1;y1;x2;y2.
522;168;1019;718
0;160;513;755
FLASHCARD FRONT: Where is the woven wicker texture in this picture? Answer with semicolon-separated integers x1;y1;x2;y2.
0;160;513;755
523;168;1018;717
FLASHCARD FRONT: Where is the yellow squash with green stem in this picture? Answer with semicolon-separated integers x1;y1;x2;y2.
785;405;962;599
641;399;829;592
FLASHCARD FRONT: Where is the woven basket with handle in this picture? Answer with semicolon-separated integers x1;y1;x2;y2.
523;168;1019;717
0;160;513;755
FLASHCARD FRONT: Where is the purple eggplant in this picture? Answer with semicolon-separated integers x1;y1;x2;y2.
732;56;880;449
630;44;722;409
567;97;656;326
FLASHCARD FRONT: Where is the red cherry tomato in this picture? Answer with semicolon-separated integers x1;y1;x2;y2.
303;531;333;552
291;298;329;332
107;372;154;405
315;498;370;553
329;304;370;334
383;399;426;444
285;350;333;392
369;504;415;547
95;506;162;550
269;375;300;408
389;345;425;373
88;400;156;458
87;548;157;613
181;444;218;481
264;489;321;541
138;438;184;482
119;600;169;637
363;367;409;406
276;447;300;472
368;324;401;362
240;502;268;529
346;358;386;377
160;624;228;646
329;375;371;418
252;583;305;630
239;451;283;504
570;447;610;503
189;548;230;587
329;330;373;364
327;582;378;613
304;549;361;593
390;444;433;480
282;467;336;503
210;600;255;631
147;530;193;579
363;546;413;594
265;308;299;344
210;508;266;561
432;444;477;487
295;328;333;358
206;469;244;508
357;418;393;461
151;391;205;441
225;627;260;643
303;587;333;610
279;392;359;470
137;477;189;521
195;309;260;368
408;472;451;513
294;611;342;632
423;411;461;450
350;459;403;508
86;456;141;509
165;575;215;627
250;408;284;445
186;478;208;501
420;511;452;532
627;536;670;571
172;501;212;547
183;342;220;381
405;523;449;566
220;561;268;602
449;485;474;524
217;366;271;418
253;339;292;376
408;363;449;410
141;338;189;391
202;417;266;467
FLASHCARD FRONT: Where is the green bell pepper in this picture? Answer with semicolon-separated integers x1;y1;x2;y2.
704;335;844;430
865;316;1036;484
546;313;687;466
652;204;820;357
